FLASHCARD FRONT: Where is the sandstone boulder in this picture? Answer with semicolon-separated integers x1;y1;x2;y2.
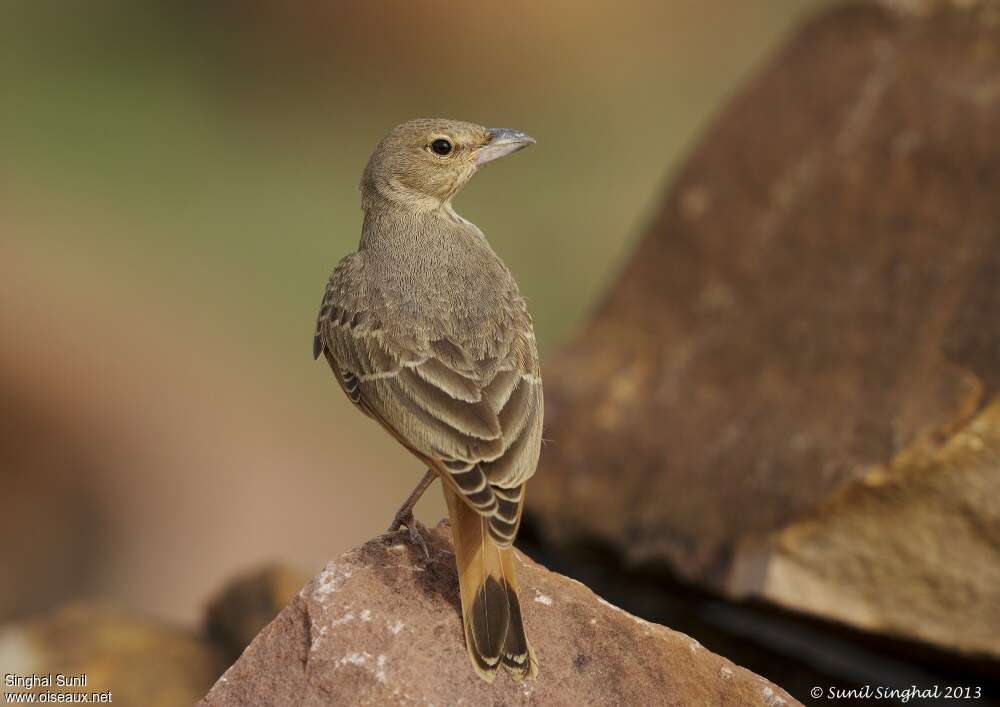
528;0;1000;658
200;524;799;706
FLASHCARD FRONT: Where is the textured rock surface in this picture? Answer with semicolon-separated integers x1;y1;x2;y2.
200;524;799;706
735;400;1000;656
0;603;227;706
528;0;1000;657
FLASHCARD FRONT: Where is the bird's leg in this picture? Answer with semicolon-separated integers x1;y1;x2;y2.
386;468;437;558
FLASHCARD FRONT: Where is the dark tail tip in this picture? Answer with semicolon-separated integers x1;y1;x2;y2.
500;583;537;680
467;575;537;681
469;576;509;673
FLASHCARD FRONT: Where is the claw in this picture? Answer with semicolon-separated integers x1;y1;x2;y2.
408;523;430;560
386;509;430;559
386;508;411;534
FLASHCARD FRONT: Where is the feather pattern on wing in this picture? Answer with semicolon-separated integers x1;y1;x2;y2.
314;239;541;547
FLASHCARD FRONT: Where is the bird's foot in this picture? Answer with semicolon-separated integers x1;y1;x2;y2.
386;509;430;560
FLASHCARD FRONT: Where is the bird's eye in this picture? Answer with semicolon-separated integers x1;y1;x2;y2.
430;138;453;156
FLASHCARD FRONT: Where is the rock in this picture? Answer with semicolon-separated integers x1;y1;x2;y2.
200;523;799;706
527;0;1000;658
205;564;312;662
0;385;108;623
0;567;313;706
0;603;226;706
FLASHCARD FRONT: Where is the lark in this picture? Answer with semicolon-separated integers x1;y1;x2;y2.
314;119;541;682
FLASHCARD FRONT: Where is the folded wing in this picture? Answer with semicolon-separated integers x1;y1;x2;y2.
314;259;542;546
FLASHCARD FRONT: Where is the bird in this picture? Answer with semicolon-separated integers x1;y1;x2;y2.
313;118;542;682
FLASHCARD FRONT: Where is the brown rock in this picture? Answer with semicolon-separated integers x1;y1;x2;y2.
528;1;1000;657
0;603;226;706
205;564;311;661
200;524;799;706
740;400;1000;657
0;384;109;623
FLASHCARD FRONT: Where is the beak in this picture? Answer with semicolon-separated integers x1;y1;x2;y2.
476;128;536;166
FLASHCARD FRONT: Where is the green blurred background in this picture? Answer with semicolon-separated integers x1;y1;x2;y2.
1;0;832;624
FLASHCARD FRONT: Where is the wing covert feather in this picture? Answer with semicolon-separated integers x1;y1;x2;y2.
315;252;541;545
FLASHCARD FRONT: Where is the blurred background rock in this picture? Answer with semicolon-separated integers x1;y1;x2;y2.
0;0;831;623
0;604;227;706
523;1;1000;699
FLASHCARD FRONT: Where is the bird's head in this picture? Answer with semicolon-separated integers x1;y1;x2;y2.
360;118;535;211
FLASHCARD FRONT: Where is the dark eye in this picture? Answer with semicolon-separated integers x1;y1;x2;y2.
431;138;453;156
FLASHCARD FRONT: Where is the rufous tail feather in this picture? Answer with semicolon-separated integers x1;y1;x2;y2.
443;484;538;682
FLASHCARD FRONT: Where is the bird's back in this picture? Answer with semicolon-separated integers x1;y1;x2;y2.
356;208;532;360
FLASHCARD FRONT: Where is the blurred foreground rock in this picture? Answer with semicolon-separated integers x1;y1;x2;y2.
0;604;226;706
200;523;798;706
0;567;307;707
529;0;1000;658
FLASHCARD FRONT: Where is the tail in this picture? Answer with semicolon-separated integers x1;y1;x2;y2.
443;484;538;683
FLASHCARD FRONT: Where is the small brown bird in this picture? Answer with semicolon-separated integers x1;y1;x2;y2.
313;118;542;682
